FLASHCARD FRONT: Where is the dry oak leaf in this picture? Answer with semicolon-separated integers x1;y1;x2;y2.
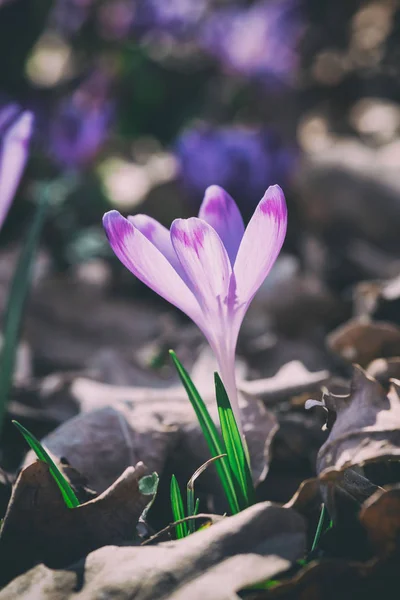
25;405;175;494
0;460;148;586
307;367;400;522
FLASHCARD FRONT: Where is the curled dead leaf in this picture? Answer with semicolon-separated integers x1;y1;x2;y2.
0;460;148;586
317;367;400;475
23;406;179;494
309;367;400;523
284;478;321;516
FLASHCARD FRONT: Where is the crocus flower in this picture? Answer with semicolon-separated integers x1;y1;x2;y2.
103;185;287;433
0;105;33;230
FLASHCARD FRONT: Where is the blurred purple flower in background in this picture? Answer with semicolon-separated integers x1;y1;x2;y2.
201;0;302;84
0;105;33;230
176;124;296;216
49;0;209;42
134;0;209;38
49;70;113;169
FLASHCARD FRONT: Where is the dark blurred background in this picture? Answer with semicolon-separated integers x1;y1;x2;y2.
1;0;400;299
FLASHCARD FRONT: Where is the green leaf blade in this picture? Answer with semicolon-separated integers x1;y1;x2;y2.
214;372;256;510
310;503;332;553
12;420;80;508
170;474;188;539
170;350;240;514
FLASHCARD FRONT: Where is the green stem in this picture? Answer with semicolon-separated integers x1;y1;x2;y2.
311;503;329;552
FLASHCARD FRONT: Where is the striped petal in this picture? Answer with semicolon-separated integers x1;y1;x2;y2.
170;217;232;321
233;184;287;306
198;185;245;264
128;214;184;277
103;211;203;325
0;111;33;230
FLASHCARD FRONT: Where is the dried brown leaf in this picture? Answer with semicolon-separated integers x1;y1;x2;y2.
0;460;148;586
284;478;321;516
317;367;400;476
23;405;178;494
0;500;306;599
308;367;400;522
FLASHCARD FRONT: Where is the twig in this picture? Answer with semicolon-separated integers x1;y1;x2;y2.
141;513;224;545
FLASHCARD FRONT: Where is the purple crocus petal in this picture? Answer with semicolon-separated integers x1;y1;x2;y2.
0;111;33;230
233;184;287;306
198;185;245;265
103;210;203;325
128;214;185;278
170;217;232;320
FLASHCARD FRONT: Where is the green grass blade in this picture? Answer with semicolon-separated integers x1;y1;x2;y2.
0;195;48;431
194;498;200;516
170;474;188;539
12;420;80;508
244;579;281;591
214;372;256;509
170;350;240;514
310;504;332;553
